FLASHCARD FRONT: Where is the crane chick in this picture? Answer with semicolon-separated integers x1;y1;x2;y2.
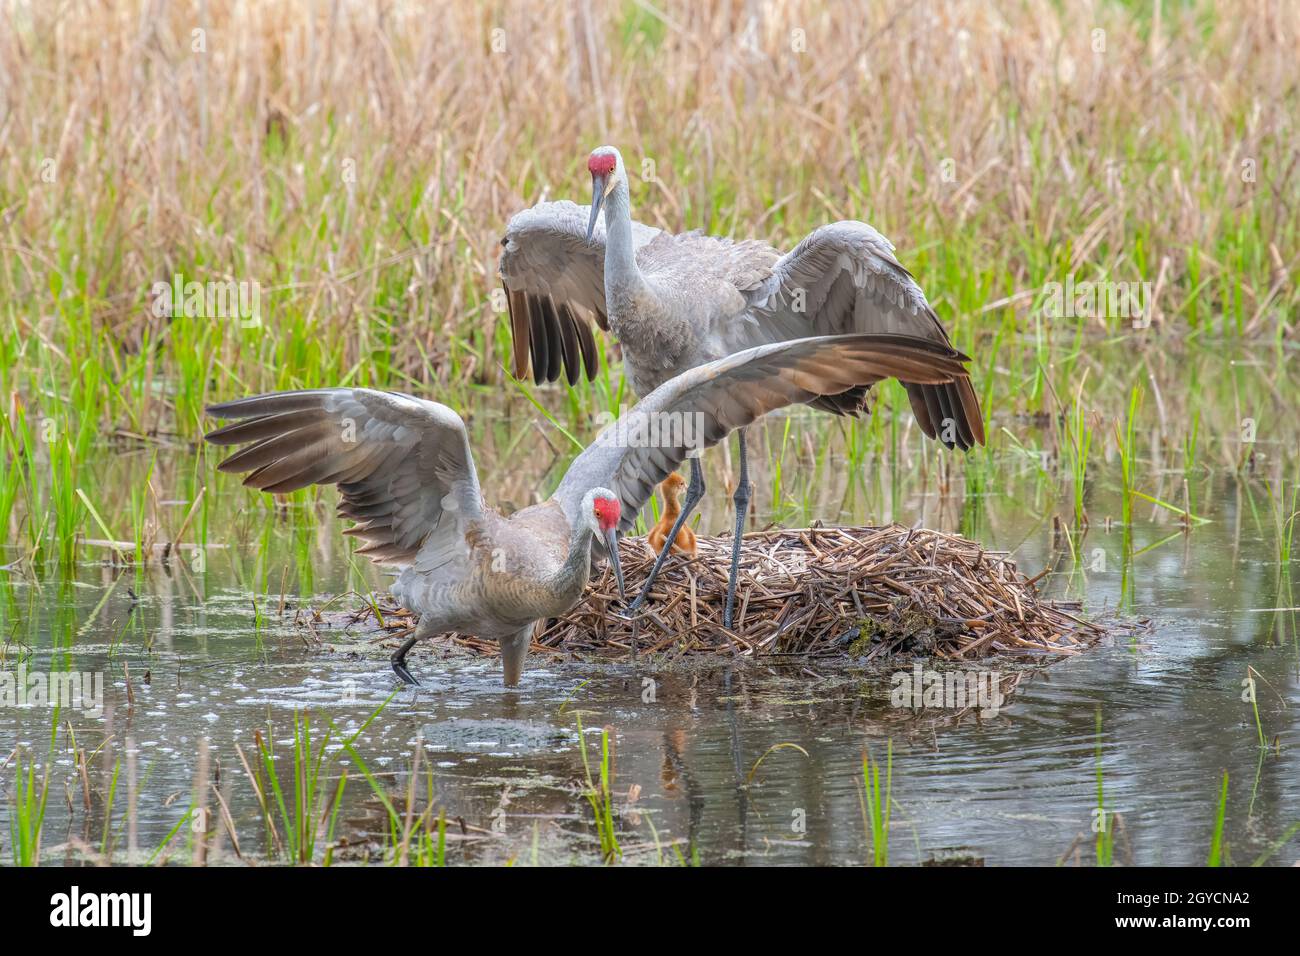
646;471;697;559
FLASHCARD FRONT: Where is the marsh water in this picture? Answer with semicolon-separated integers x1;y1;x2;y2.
2;397;1298;867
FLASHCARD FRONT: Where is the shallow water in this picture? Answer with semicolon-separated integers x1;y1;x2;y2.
1;415;1298;866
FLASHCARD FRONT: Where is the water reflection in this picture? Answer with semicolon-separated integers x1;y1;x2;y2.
1;432;1297;866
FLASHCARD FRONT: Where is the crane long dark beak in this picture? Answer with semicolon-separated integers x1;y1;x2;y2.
586;175;607;241
604;526;625;600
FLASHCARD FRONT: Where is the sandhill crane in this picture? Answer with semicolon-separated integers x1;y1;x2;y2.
498;145;985;629
205;334;973;686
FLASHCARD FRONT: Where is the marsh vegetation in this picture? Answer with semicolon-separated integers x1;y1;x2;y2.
0;0;1297;865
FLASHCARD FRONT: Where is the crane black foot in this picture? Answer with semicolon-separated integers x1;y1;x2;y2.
622;586;656;619
391;628;425;686
391;655;420;686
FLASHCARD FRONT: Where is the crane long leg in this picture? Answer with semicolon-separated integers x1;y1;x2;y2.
723;428;751;630
624;456;706;616
500;626;533;687
391;616;438;686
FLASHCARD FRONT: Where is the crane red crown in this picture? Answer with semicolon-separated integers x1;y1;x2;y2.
593;495;620;531
587;152;617;176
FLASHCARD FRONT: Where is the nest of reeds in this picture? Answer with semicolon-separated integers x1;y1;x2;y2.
355;524;1118;665
536;524;1109;661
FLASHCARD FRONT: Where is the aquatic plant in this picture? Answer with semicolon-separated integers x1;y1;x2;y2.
576;714;621;863
860;740;893;867
6;750;50;867
1207;772;1229;867
1094;709;1114;867
238;710;348;865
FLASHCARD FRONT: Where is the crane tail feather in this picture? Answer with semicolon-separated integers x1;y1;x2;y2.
527;295;549;385
557;303;582;386
539;296;564;383
507;289;531;381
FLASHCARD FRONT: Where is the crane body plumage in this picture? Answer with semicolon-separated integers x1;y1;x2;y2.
499;147;984;449
391;500;581;638
205;388;624;686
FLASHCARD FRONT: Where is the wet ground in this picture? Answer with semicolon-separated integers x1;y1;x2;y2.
2;420;1298;866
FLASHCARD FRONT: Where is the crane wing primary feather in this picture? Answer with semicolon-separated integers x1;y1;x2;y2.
555;333;974;535
728;221;985;450
205;389;483;567
498;199;660;385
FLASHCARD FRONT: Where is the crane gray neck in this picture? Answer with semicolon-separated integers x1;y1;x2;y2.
601;181;643;296
545;522;596;603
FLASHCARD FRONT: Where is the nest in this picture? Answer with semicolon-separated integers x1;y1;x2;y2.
349;524;1120;666
536;524;1110;662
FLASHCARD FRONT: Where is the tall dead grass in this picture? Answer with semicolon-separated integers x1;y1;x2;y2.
0;0;1295;401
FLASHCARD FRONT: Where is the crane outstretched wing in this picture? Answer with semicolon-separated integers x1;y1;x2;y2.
555;333;974;535
724;221;985;450
498;200;661;386
205;389;482;567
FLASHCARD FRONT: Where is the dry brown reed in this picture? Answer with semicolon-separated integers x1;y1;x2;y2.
2;0;1294;408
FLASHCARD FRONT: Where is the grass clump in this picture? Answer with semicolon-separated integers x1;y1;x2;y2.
576;714;621;863
237;710;348;865
6;749;51;867
860;741;893;867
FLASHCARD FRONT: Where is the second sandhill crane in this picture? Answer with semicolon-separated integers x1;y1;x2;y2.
499;145;985;628
206;334;974;686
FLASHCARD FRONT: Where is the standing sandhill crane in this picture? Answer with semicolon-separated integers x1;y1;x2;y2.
205;334;974;686
498;145;985;628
